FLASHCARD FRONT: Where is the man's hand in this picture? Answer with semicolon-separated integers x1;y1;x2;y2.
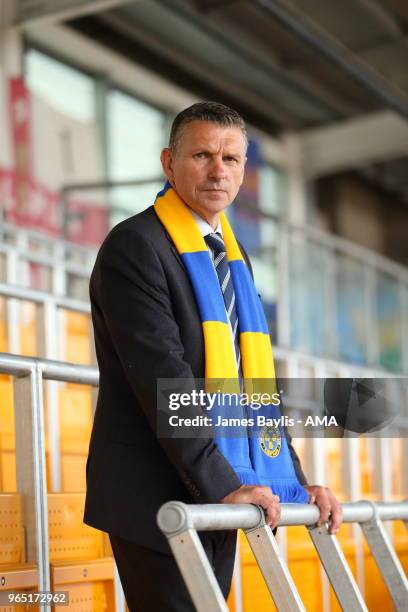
305;485;343;534
220;485;281;529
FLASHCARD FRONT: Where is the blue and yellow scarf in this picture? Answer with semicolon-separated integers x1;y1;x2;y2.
155;182;307;503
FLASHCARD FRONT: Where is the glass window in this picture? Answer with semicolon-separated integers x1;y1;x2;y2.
336;254;367;364
259;164;285;216
24;48;105;246
377;273;402;372
25;48;95;122
107;90;165;220
289;232;326;355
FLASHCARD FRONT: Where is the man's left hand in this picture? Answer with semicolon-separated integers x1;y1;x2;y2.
304;485;343;535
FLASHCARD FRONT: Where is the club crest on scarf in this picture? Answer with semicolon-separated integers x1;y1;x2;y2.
260;425;281;458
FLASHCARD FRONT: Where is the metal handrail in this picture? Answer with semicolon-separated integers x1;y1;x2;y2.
157;500;408;533
0;282;91;314
0;243;93;279
158;500;408;612
0;351;98;384
0;219;97;259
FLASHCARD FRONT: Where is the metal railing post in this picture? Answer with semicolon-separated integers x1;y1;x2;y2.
114;562;127;612
35;300;61;492
5;248;20;353
308;524;368;610
157;502;229;612
277;222;291;348
13;363;50;610
359;502;408;611
232;536;243;612
245;520;305;611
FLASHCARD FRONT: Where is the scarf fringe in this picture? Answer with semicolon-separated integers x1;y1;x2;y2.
233;468;260;486
260;479;309;503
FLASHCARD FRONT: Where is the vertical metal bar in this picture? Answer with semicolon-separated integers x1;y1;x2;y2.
308;362;331;612
61;190;69;242
306;362;327;486
94;74;110;183
324;247;338;360
0;252;5;279
365;264;380;368
308;525;368;611
342;433;366;597
245;525;305;611
113;561;126;612
342;435;362;500
372;437;392;502
398;279;408;374
88;316;98;418
35;300;61;491
276;521;288;562
402;442;408;500
51;246;67;297
167;529;229;612
5;249;20;353
277;222;291;348
13;365;50;609
360;514;408;611
232;534;243;612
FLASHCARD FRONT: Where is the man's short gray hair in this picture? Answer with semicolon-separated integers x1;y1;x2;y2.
169;101;248;153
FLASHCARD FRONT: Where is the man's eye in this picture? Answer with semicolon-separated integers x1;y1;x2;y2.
194;152;207;159
225;157;238;163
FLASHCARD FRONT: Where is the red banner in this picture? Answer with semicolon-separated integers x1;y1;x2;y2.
8;77;32;218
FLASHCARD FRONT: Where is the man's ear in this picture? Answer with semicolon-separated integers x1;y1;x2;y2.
160;148;175;186
239;155;247;186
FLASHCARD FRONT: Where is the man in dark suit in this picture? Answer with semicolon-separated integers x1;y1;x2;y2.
84;102;342;611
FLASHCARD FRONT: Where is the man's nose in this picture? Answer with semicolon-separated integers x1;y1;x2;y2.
208;157;227;179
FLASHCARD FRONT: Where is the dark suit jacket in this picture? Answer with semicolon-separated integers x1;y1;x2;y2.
84;205;307;552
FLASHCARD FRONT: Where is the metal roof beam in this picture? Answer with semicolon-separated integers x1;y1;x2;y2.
16;0;136;28
299;110;408;177
352;0;402;38
252;0;408;120
0;0;17;30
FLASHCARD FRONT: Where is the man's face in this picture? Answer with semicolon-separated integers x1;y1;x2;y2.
161;120;247;224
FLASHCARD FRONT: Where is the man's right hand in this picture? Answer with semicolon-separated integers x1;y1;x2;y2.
220;485;281;529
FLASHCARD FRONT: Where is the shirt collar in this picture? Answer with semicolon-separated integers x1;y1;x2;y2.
190;208;222;238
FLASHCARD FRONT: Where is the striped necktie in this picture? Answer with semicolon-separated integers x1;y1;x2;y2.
205;232;241;375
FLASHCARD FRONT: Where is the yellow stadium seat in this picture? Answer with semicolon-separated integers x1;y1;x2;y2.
0;299;7;352
19;303;37;357
65;312;91;365
0;376;16;492
0;494;39;611
393;519;408;575
58;386;92;492
239;530;277;611
48;493;115;612
328;524;358;611
227;580;235;612
287;525;324;611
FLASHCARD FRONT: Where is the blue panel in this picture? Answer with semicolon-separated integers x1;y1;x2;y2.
181;251;228;323
230;260;268;333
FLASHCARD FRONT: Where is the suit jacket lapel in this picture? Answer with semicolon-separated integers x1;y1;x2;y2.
164;231;187;274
